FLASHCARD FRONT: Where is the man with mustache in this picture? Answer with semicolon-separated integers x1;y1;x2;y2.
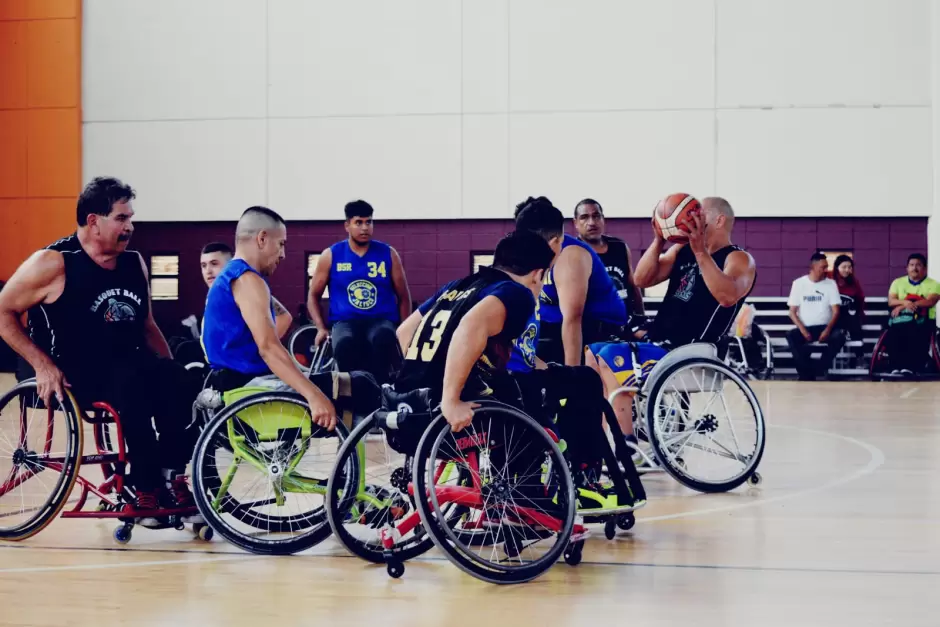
0;177;203;528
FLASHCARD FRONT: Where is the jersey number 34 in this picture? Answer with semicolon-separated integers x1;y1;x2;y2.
367;261;387;278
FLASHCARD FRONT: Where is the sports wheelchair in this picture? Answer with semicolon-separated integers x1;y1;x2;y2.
0;380;211;544
186;371;378;555
869;326;940;380
324;383;645;584
609;343;766;493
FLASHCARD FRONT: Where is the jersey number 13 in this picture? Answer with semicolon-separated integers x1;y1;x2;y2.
405;310;452;362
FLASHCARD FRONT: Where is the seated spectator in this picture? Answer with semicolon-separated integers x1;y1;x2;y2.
883;253;940;375
786;252;845;380
829;254;865;341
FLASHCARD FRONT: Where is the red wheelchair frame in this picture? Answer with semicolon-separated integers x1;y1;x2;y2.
0;386;210;543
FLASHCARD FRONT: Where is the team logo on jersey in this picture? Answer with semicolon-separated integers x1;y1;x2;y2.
103;298;136;322
613;355;625;368
515;322;538;368
347;280;377;310
674;264;697;302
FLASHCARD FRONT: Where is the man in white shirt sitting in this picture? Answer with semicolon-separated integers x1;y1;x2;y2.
786;252;845;381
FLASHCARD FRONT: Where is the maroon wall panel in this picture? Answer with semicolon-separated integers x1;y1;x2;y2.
128;217;928;331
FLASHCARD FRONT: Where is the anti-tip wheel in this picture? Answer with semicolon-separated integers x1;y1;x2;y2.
195;524;214;541
616;513;635;531
386;561;405;579
113;524;133;544
747;472;762;487
604;520;616;540
563;541;583;566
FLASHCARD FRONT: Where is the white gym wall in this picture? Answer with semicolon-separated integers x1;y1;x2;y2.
83;0;934;225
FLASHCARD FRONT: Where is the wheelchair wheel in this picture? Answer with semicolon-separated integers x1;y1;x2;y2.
0;381;83;540
191;390;350;555
288;325;333;374
326;414;435;564
413;401;576;584
645;358;765;493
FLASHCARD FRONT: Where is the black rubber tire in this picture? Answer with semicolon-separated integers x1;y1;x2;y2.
325;415;436;564
413;401;576;584
0;381;83;540
645;358;765;493
192;391;348;555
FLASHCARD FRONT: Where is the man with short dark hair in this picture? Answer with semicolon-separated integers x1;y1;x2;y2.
514;197;627;366
307;200;412;384
883;253;940;375
0;177;202;526
573;198;644;317
200;241;291;338
786;252;845;380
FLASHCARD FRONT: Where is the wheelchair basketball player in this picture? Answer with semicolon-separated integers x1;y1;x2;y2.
0;177;203;527
585;196;757;447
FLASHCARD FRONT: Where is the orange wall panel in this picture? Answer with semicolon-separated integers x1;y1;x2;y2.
0;21;28;110
27;18;79;108
0;110;28;198
27;108;80;197
0;0;80;280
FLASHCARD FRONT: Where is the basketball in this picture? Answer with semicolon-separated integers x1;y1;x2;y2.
653;193;702;243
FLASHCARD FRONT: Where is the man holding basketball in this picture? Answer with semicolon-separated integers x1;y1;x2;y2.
586;195;756;443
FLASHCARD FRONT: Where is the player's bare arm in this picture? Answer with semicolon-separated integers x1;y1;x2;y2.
554;246;591;366
440;296;508;432
624;244;645;315
390;247;413;323
137;253;173;359
234;271;336;430
397;309;423;356
306;247;332;346
686;213;755;307
634;231;684;289
272;296;292;339
0;250;68;403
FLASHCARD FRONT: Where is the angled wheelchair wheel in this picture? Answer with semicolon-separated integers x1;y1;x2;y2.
326;414;435;565
413;401;576;584
288;325;334;375
0;381;83;540
192;390;350;555
645;358;765;493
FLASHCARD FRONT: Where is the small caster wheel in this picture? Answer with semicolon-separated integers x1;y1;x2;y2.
616;513;635;531
194;524;213;541
604;520;616;540
386;560;405;579
114;524;133;544
563;541;583;566
747;472;762;487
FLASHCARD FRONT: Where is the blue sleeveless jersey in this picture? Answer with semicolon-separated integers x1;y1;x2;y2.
539;234;627;325
202;259;275;376
328;240;398;323
508;301;540;372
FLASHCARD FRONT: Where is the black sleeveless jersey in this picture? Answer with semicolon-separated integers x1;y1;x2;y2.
42;246;150;376
17;234;83;381
648;244;754;347
595;236;631;303
396;267;535;399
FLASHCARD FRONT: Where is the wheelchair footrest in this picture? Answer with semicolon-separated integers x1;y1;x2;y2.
578;499;647;519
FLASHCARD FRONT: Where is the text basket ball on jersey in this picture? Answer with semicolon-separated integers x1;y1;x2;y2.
653;193;702;243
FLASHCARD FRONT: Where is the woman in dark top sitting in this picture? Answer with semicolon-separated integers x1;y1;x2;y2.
830;254;866;341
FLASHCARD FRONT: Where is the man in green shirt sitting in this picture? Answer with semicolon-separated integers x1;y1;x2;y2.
884;253;940;375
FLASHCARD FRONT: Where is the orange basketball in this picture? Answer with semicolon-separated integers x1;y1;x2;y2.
653;193;701;243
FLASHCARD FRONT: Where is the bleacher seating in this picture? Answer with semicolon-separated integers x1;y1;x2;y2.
642;296;894;379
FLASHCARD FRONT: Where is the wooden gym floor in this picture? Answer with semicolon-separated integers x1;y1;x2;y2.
0;374;936;627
